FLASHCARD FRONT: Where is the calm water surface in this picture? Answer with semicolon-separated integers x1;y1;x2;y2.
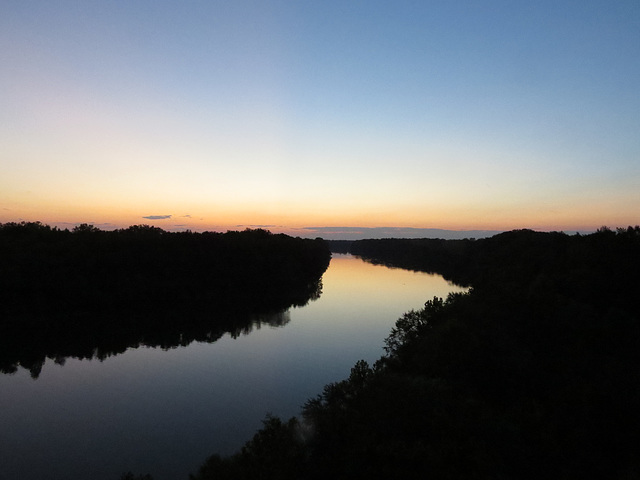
0;255;465;480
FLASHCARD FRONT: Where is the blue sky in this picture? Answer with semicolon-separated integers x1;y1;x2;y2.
1;1;638;236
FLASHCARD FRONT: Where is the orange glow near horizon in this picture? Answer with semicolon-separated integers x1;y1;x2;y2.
2;2;639;240
1;195;637;237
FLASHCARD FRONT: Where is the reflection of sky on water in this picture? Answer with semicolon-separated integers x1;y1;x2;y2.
0;255;465;480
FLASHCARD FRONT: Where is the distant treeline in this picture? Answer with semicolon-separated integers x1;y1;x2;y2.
192;227;640;480
0;222;331;377
333;227;639;293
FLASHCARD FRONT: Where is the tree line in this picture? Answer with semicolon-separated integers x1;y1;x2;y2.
190;227;640;480
0;222;331;378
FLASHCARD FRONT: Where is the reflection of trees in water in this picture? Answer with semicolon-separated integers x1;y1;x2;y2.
0;278;323;379
229;310;291;338
0;223;331;379
192;228;640;480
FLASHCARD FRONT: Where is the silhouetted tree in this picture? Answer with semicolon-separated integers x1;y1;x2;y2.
0;223;331;377
192;226;640;480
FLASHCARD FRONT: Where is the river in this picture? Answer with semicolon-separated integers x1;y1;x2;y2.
0;254;466;480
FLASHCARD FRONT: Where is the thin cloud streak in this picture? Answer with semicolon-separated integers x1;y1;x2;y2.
301;227;503;240
297;227;596;240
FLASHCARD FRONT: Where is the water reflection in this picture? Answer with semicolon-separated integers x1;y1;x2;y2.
0;255;466;480
0;279;321;379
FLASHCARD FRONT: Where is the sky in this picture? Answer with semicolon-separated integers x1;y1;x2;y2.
1;0;639;238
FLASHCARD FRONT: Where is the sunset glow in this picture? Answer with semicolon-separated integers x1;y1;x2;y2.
2;1;639;237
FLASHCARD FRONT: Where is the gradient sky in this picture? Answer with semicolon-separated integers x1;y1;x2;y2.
1;0;639;237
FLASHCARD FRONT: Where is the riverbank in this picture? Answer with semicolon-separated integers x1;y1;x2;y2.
191;227;640;480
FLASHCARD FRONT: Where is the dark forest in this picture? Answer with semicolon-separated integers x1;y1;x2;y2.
0;222;330;378
192;227;640;480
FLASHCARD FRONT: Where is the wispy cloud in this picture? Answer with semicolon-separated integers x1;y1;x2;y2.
301;227;503;240
143;215;172;220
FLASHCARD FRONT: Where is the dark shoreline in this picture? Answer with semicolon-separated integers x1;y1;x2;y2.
191;227;640;480
0;222;331;378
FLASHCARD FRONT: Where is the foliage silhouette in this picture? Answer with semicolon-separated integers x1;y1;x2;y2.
193;227;640;480
190;415;306;480
119;473;153;480
0;222;330;377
